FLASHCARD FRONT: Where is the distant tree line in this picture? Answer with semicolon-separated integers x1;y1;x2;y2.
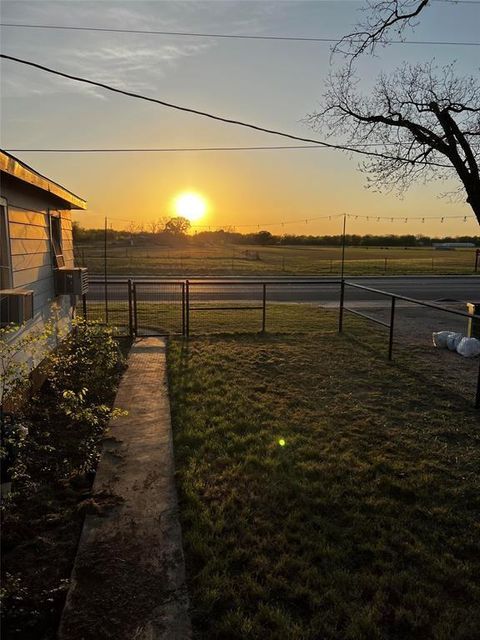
72;221;479;247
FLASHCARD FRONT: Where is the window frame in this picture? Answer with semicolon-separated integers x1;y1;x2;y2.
0;197;13;290
49;211;65;269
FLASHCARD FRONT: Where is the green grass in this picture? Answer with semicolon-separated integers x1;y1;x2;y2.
82;301;343;335
76;243;477;276
167;316;480;640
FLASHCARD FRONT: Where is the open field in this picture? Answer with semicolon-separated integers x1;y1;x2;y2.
75;243;478;276
166;316;480;640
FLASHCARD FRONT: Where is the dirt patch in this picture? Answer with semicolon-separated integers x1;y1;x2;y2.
344;303;478;402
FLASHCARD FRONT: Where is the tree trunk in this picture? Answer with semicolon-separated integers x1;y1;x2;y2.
465;181;480;226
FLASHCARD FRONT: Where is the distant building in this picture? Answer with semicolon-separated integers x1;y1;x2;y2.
432;242;475;250
1;150;87;348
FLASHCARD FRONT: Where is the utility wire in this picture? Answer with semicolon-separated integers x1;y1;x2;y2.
4;143;413;153
5;146;320;153
0;22;478;46
0;53;452;169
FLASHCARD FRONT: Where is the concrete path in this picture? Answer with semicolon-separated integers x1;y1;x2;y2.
59;337;191;640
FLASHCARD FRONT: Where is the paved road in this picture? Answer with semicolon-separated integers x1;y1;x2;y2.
89;276;479;304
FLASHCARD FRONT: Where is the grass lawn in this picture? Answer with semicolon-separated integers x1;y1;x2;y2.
82;300;340;335
76;243;477;276
167;316;480;640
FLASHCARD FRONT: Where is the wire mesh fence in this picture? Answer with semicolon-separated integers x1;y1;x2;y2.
133;281;184;336
78;280;131;334
187;281;265;334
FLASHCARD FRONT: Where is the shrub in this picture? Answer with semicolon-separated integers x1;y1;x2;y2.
1;319;126;497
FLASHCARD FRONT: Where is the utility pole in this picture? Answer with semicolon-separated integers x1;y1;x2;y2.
340;214;347;280
104;216;109;324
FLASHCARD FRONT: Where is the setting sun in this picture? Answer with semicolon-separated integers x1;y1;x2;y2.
173;192;207;223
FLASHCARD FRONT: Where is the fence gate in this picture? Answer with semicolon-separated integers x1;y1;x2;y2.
132;280;185;336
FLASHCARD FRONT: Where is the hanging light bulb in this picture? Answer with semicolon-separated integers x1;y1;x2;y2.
464;216;467;222
441;217;444;223
422;218;425;223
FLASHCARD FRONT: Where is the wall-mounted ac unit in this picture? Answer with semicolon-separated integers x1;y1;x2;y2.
0;289;34;325
54;268;89;296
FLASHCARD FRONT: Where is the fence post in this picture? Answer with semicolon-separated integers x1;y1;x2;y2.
133;283;138;337
388;296;396;360
128;279;133;338
182;282;186;336
82;293;87;319
338;279;345;333
384;257;387;273
262;284;267;332
186;280;190;337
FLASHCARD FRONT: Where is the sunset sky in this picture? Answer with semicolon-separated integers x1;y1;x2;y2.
1;0;479;236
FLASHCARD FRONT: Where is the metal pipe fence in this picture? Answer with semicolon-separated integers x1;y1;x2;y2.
79;277;480;408
340;279;480;409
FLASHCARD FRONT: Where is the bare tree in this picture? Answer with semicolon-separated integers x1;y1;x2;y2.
148;220;160;235
148;217;168;235
334;0;431;59
307;62;480;224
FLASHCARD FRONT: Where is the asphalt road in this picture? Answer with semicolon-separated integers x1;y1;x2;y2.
89;276;480;305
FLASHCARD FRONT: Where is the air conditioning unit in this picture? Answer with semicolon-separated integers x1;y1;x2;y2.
0;289;34;325
54;268;89;296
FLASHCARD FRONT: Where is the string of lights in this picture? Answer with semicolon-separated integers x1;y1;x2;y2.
85;212;474;231
187;213;473;230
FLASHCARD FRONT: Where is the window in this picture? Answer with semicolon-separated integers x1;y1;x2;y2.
50;213;65;268
0;201;12;289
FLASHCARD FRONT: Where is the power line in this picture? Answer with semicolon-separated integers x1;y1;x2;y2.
3;143;410;153
0;54;452;169
0;22;478;46
5;146;318;153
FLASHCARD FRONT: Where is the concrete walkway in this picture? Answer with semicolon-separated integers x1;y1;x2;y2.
60;338;191;640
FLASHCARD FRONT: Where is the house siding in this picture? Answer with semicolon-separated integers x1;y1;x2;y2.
1;177;77;344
